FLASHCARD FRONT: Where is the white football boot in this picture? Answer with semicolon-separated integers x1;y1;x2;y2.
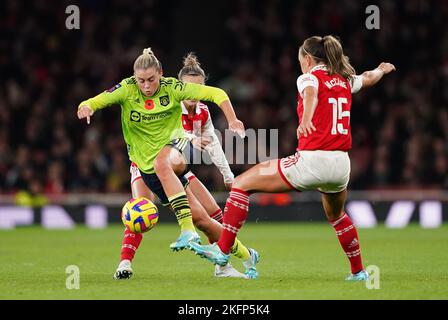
214;263;248;279
113;259;133;280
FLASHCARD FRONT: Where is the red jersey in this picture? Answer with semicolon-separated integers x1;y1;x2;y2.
296;65;361;151
181;101;210;134
180;101;235;183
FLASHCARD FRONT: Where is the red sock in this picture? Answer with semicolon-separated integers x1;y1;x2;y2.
330;213;364;274
120;227;143;262
210;208;223;224
217;188;250;254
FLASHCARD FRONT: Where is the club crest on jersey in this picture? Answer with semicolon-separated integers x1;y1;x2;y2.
106;83;121;93
159;95;170;106
145;99;155;110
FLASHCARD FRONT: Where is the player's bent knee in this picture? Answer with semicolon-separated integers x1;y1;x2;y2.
153;157;171;176
232;175;248;191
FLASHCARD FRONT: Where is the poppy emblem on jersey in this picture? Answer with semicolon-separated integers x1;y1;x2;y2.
159;95;170;106
145;99;155;110
106;83;121;93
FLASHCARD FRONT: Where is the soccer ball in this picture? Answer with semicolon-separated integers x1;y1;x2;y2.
121;197;159;233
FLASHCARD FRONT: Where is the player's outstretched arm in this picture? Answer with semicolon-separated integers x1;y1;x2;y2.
171;79;246;138
359;62;396;89
77;105;94;124
219;100;245;138
76;79;128;124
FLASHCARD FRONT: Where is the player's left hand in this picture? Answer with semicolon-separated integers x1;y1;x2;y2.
378;62;396;75
224;181;233;190
229;119;246;138
297;121;316;138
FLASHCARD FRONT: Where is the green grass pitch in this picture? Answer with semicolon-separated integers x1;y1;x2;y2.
1;223;447;299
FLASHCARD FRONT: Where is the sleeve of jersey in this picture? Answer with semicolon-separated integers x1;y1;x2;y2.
203;117;234;183
349;75;363;94
170;80;229;106
78;79;128;112
296;73;319;96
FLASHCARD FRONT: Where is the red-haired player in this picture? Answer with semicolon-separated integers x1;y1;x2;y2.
190;35;395;281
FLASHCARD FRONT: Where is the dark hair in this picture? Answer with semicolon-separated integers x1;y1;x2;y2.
178;52;207;81
299;35;355;80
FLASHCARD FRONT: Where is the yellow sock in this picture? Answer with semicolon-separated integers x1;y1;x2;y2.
231;238;251;261
168;192;195;232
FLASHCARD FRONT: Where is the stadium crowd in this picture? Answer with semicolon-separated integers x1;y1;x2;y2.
1;0;447;199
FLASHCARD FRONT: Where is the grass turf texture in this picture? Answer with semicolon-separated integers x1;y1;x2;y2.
1;223;447;300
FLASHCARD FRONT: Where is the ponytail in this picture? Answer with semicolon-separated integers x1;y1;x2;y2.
322;35;355;80
178;52;207;81
134;47;162;71
299;35;355;80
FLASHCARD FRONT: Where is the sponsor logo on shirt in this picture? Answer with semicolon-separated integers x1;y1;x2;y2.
130;110;171;123
130;110;141;122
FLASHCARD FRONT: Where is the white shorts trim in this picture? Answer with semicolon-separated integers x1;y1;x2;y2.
279;150;350;193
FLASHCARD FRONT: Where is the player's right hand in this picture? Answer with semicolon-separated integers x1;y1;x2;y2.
77;105;94;124
297;121;316;138
378;62;396;75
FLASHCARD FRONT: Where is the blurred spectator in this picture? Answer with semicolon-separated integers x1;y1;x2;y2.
15;178;48;208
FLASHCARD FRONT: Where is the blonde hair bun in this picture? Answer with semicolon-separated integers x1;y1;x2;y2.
134;47;161;71
143;47;154;56
183;52;200;67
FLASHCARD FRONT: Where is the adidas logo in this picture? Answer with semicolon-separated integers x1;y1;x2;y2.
348;238;359;248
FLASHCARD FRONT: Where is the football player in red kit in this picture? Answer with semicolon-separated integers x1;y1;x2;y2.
190;35;395;281
178;54;235;222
